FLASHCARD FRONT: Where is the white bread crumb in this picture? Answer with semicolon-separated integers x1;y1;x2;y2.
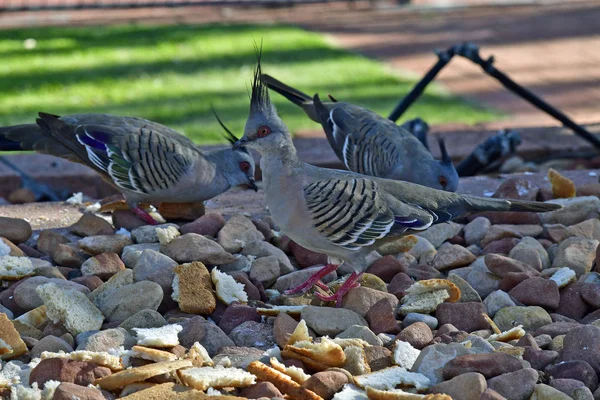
354;366;430;391
392;340;421;369
333;384;369;400
187;342;213;367
270;357;310;384
0;256;34;280
177;366;256;391
133;324;183;348
156;226;180;245
41;350;123;371
211;268;248;305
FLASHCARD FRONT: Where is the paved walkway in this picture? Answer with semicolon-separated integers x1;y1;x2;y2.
299;0;600;129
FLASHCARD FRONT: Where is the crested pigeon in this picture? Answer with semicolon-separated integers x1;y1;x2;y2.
235;56;561;306
0;112;257;224
261;74;459;192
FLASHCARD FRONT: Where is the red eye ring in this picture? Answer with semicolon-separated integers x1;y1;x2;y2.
438;175;448;189
240;161;250;173
257;125;271;138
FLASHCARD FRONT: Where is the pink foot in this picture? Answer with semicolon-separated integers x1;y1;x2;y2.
132;206;159;225
284;263;339;295
315;272;362;307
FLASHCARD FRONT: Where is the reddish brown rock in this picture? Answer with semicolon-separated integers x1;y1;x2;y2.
180;212;226;237
290;241;327;268
69;213;114;237
301;371;348;400
8;188;36;204
482;238;521;255
484;254;540;277
560;325;600;374
492;178;540;201
469;211;540;225
240;382;283;399
430;372;487;400
533;322;582;338
53;382;105;400
366;256;408;283
394;322;432;350
479;388;507;400
218;303;261;335
509;277;560;309
111;210;145;230
406;264;441;281
36;230;69;256
341;287;398;318
523;347;559;370
273;312;298;348
487;368;538;400
580;282;600;308
435;302;488;333
442;353;523;380
366;298;400;335
71;276;104;291
499;272;531;292
29;358;111;387
387;272;413;299
364;346;393;371
229;272;262;302
556;282;592;320
545;360;598;390
0;216;32;244
252;218;273;242
81;252;125;280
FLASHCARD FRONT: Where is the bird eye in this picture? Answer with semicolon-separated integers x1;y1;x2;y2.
438;175;448;189
239;161;250;173
257;125;271;138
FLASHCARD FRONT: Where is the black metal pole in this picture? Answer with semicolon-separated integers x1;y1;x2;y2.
387;46;457;123
456;42;600;151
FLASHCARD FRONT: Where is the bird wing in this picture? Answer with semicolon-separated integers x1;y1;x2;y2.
73;123;197;194
303;177;434;251
312;98;402;177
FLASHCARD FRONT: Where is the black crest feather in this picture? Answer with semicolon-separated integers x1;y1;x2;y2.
437;137;453;165
211;106;249;154
250;40;270;113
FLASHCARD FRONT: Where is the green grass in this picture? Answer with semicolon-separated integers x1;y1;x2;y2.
0;23;500;145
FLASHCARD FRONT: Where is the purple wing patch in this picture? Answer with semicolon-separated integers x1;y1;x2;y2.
394;214;432;230
76;132;106;151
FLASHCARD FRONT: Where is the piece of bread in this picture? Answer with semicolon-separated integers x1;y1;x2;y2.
0;313;28;360
131;345;178;362
247;360;323;400
0;256;34;280
343;346;371;376
133;324;183;348
487;326;525;342
481;313;501;334
366;387;452;400
36;282;104;336
41;350;124;371
186;342;214;367
550;267;577;288
177;366;256;391
41;380;61;400
119;382;242;400
392;341;421;370
9;384;42;400
285;337;346;367
0;338;12;356
15;305;48;328
257;306;306;317
211;268;248;305
172;262;216;314
287;319;312;346
95;359;193;391
354;367;431;391
332;384;369;400
156;226;180;245
120;382;157;397
270;357;311;384
401;279;460;304
332;338;371;349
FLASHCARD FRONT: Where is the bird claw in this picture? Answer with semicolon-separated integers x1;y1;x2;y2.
132;206;159;225
314;272;362;308
283;263;339;295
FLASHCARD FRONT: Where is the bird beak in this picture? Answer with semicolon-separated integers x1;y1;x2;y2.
233;136;249;150
248;176;258;192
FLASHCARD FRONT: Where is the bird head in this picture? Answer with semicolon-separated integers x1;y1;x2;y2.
233;46;291;155
213;107;258;191
432;137;459;192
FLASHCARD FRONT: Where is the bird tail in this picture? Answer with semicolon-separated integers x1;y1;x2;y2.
462;195;562;213
0;125;34;151
260;74;320;122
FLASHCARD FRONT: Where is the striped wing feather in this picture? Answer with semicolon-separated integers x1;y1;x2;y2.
75;125;194;194
303;178;434;251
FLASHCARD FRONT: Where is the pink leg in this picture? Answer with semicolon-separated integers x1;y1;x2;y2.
284;263;339;295
132;206;159;225
315;272;363;308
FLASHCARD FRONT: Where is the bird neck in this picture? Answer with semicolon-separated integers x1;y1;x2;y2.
261;138;300;170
